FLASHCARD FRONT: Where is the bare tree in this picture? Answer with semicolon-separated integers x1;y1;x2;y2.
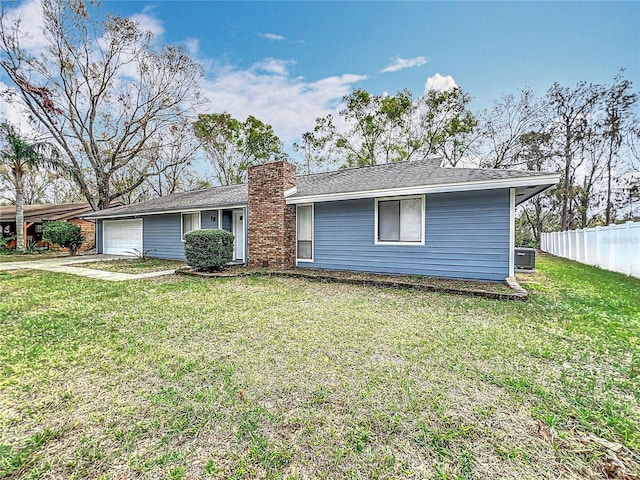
111;119;203;203
547;81;603;230
602;72;638;225
573;124;607;227
478;88;548;169
0;0;205;210
0;166;79;204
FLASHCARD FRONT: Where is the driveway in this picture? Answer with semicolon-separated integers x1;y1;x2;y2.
0;254;177;281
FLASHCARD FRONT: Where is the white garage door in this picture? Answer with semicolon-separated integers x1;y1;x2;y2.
103;219;142;255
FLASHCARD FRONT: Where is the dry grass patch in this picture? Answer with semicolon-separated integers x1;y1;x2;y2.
0;252;69;263
1;256;639;479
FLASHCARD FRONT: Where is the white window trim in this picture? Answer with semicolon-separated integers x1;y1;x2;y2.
181;211;202;242
374;195;425;246
296;203;314;263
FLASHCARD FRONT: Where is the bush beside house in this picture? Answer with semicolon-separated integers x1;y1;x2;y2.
184;229;234;271
43;221;84;255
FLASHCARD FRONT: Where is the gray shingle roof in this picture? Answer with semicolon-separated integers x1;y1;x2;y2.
291;158;556;198
85;184;247;218
86;158;558;218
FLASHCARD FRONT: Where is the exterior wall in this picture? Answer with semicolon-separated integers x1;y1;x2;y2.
96;219;103;254
201;210;219;230
143;214;186;260
95;215;187;260
299;189;511;281
247;161;297;269
68;218;96;251
96;209;243;260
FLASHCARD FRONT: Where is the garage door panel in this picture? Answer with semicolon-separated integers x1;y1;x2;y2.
103;219;142;255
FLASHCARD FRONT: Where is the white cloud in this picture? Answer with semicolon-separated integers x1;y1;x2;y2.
381;56;427;73
129;12;165;37
183;38;201;57
425;73;458;92
201;61;366;143
0;83;37;134
260;33;286;41
253;58;293;76
1;2;360;150
2;0;48;51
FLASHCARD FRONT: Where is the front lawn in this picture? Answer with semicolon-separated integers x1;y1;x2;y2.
72;258;185;274
1;255;638;479
0;252;68;263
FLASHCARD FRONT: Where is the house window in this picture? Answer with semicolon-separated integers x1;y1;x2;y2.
296;204;313;262
375;196;424;244
181;212;201;241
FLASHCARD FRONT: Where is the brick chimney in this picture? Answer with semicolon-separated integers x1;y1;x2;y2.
248;160;297;269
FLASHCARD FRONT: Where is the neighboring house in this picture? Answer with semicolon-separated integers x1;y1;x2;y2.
85;158;560;282
0;203;96;251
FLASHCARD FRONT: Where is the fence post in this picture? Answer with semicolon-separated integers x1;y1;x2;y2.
594;226;601;268
608;225;615;273
626;222;632;276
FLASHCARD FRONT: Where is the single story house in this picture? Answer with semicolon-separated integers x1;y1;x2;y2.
85;158;559;282
0;203;96;251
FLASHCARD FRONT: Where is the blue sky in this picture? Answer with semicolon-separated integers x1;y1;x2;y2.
2;1;639;146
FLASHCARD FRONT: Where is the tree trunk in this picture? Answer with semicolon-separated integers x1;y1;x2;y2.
14;170;25;252
561;130;571;231
606;147;613;225
97;173;110;210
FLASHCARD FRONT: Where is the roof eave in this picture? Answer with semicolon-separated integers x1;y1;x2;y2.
83;202;248;220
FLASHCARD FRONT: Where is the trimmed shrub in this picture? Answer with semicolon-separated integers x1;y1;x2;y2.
43;221;84;255
184;229;234;271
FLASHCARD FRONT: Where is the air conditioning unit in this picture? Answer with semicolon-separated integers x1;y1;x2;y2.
515;247;536;271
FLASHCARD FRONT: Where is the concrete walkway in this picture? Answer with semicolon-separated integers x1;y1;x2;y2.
0;254;177;281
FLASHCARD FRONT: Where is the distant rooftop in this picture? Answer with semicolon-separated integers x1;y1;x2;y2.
0;203;93;223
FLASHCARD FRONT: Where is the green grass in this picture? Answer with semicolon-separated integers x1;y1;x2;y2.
72;258;185;274
0;254;638;479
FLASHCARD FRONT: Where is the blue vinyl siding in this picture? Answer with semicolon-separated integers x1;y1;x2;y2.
96;219;103;254
201;210;220;229
300;189;511;281
143;214;186;260
96;215;185;258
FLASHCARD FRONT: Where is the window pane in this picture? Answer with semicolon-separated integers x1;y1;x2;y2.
400;199;422;242
182;213;198;237
182;214;190;236
298;240;312;259
297;205;312;241
378;200;399;241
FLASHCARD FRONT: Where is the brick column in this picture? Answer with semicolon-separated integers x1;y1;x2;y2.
248;161;297;269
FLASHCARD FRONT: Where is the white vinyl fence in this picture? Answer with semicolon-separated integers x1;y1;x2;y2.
540;222;640;278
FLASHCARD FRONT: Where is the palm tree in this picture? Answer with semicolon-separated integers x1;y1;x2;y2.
0;122;60;252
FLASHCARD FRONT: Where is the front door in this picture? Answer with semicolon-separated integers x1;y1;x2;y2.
232;209;245;262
